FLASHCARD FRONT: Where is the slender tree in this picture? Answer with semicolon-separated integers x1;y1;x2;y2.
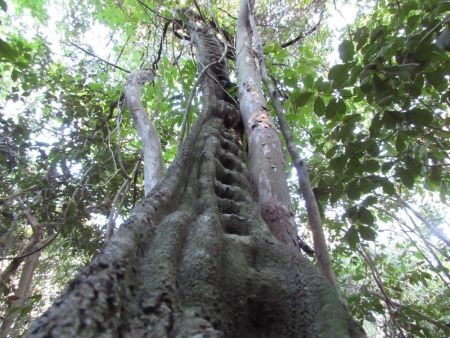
22;2;364;337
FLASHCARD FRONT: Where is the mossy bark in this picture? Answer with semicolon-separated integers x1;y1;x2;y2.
25;8;362;338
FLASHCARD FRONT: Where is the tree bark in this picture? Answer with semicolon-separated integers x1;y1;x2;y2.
246;2;338;290
125;70;164;195
0;251;40;338
0;209;43;338
236;0;299;248
24;8;361;338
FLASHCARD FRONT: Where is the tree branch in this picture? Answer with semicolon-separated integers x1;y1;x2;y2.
68;41;130;73
280;12;323;48
152;20;170;70
397;195;450;247
358;245;406;338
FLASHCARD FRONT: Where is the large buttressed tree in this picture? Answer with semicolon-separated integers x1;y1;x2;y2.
1;0;449;337
22;2;360;337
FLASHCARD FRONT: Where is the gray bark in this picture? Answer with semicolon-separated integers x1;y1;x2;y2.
248;8;338;290
236;0;299;248
125;70;164;195
0;209;42;338
25;112;356;338
24;8;361;338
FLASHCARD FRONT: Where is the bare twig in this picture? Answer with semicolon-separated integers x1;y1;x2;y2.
280;12;323;48
152;20;171;70
105;158;141;242
358;245;406;338
397;195;450;247
0;233;57;261
136;0;172;21
369;291;450;333
115;34;131;66
68;41;130;73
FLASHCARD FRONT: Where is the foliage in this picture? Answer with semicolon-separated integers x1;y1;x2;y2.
0;0;449;337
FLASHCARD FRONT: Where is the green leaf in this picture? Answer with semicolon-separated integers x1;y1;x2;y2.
283;69;298;87
291;90;313;107
382;110;403;129
381;162;394;174
398;169;415;188
426;70;447;91
428;166;441;185
359;225;376;241
406;108;433;125
0;38;19;61
0;0;7;11
358;206;374;225
335;99;346;115
303;74;315;89
354;27;369;50
314;97;326;116
343;225;359;249
364;160;380;172
404;156;421;177
338;40;354;62
369;113;382;136
328;64;349;88
362;195;377;206
326;145;338;158
346;180;361;200
330;155;348;171
381;180;396;195
326;98;346;119
395;134;407;153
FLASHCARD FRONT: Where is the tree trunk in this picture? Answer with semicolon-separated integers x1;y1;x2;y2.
1;209;43;338
0;251;40;338
236;0;299;248
25;7;361;338
125;70;164;195
247;6;337;287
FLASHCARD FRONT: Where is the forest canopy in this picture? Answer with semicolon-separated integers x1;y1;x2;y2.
0;0;449;337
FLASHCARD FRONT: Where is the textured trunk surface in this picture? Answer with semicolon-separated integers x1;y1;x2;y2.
0;251;40;338
25;8;360;338
236;0;299;248
125;70;164;195
25;111;354;338
248;6;338;290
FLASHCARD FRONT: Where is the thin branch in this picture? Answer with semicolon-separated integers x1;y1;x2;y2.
105;158;141;242
136;0;172;21
403;208;450;282
358;245;406;338
217;7;237;20
193;0;206;22
68;41;130;73
373;205;450;285
114;34;131;66
0;185;38;204
115;104;131;180
397;195;450;247
280;12;323;48
368;291;450;333
0;233;57;261
152;20;171;70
